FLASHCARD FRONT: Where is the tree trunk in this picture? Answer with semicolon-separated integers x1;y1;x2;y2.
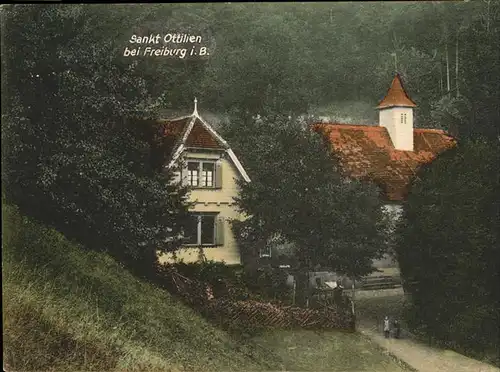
455;29;459;97
295;269;310;307
439;59;443;93
351;280;356;316
446;42;450;93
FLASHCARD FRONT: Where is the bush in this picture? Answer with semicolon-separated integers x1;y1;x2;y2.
156;261;252;301
241;265;292;304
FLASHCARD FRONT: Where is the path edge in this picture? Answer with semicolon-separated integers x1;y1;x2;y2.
357;329;419;372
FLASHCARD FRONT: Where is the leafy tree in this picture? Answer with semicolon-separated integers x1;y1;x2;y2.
395;137;500;355
224;112;387;305
1;5;191;276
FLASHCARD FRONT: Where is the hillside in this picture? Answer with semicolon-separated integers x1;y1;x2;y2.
2;204;280;372
2;204;408;372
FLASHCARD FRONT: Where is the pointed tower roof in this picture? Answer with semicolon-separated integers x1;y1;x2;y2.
376;74;417;109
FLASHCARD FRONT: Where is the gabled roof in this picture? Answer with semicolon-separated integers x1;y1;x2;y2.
161;100;250;182
314;123;456;201
377;74;417;109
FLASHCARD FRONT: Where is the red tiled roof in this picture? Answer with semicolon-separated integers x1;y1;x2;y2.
161;116;224;150
314;123;456;201
377;74;417;109
185;120;221;148
162;117;188;143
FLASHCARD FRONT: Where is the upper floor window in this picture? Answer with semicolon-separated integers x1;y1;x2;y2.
187;162;200;187
201;162;214;187
401;113;407;124
184;160;222;188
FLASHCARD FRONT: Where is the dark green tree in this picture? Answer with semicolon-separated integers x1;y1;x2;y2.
395;137;500;356
224;112;387;305
1;5;191;276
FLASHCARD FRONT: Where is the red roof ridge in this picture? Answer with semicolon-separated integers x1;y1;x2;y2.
316;123;455;139
414;128;451;135
314;123;383;131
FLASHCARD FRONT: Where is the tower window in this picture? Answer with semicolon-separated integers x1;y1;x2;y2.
404;113;407;124
401;113;404;123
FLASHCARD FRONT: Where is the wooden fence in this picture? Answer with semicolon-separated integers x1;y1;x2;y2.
157;266;355;332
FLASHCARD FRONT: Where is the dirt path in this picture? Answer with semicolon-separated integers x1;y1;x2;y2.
354;288;500;372
358;323;500;372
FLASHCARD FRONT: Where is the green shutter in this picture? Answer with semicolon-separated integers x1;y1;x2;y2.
214;161;223;189
216;216;225;246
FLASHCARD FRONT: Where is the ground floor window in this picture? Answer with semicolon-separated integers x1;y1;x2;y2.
183;213;224;246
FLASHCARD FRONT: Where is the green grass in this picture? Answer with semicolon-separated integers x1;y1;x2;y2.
2;204;280;372
253;330;407;372
3;203;410;371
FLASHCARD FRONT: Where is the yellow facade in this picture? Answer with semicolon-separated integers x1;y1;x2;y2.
158;150;245;265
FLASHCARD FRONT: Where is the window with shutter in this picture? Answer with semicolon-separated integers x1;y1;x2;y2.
200;214;216;245
183;215;199;244
214;160;223;189
201;162;214;187
183;213;219;246
183;159;219;189
187;161;199;187
215;216;225;246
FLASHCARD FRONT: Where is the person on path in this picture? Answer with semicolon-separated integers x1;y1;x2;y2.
393;319;401;339
383;316;390;338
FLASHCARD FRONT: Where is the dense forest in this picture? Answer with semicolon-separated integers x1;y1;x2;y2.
121;2;499;139
3;3;499;138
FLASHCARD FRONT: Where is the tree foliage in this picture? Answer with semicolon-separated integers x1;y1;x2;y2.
224;113;387;285
395;137;500;354
1;5;192;275
3;2;498;279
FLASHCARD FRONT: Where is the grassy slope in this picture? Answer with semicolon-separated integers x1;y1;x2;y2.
3;204;408;371
2;204;280;372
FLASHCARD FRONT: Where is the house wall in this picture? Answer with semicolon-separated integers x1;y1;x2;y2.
379;107;414;151
158;151;245;265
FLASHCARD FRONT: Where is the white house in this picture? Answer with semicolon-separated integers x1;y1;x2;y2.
157;99;250;265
